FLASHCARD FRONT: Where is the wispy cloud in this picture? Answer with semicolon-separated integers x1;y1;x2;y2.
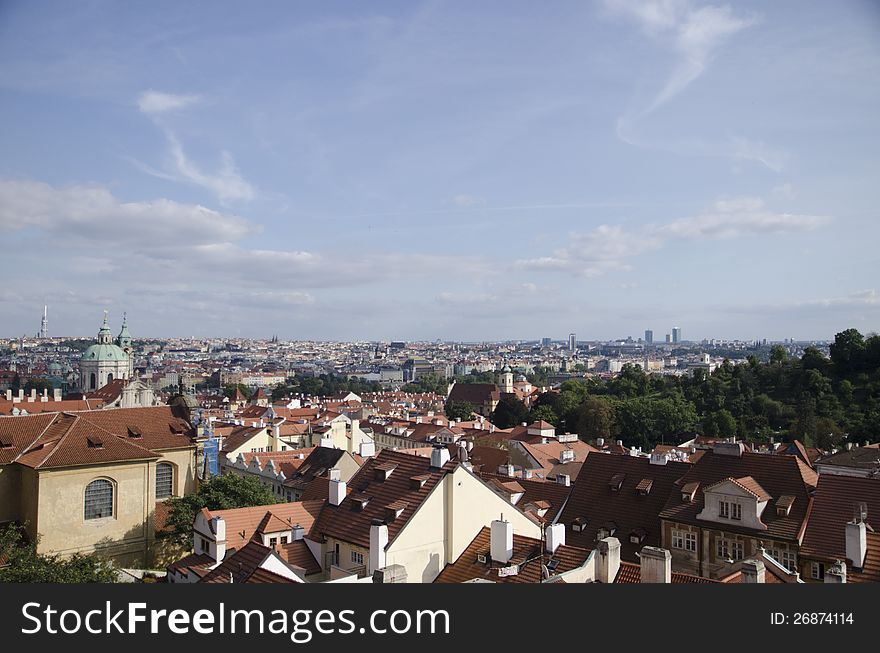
137;90;201;114
603;0;756;114
517;196;827;275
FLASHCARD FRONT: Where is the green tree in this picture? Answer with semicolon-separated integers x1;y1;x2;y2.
23;378;54;393
223;383;252;400
770;345;788;365
529;404;559;426
445;399;475;421
830;328;866;374
491;395;530;429
0;525;117;583
575;396;615;441
164;474;277;545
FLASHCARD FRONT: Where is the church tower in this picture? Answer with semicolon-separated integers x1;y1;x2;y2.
498;364;514;394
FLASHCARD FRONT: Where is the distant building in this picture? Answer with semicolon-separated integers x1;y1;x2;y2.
79;312;134;391
665;333;672;344
541;337;552;347
672;327;682;344
568;333;576;352
644;330;653;344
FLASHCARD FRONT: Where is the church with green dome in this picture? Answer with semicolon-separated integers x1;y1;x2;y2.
79;312;135;391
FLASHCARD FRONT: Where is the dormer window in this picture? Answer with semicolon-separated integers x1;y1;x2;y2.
719;499;742;520
127;426;142;439
350;493;371;511
609;474;626;492
776;495;795;517
0;438;13;449
410;474;430;490
572;516;589;532
636;478;653;495
86;435;104;449
375;462;397;481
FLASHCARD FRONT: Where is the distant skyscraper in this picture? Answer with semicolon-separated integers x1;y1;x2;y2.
644;329;653;344
672;326;682;344
541;337;552;347
39;305;48;339
665;333;672;344
568;333;576;352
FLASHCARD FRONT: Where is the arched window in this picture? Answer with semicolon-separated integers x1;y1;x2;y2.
84;479;114;520
156;462;174;499
107;373;113;383
89;373;96;390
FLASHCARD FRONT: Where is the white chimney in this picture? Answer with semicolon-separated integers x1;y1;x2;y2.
291;524;305;541
319;437;334;449
523;469;533;480
596;537;621;583
559;449;575;464
5;390;11;401
359;441;376;458
740;559;765;583
29;388;36;401
212;516;226;562
329;469;346;506
41;388;48;402
369;521;389;573
545;522;565;555
596;437;604;447
430;445;451;469
556;474;570;487
640;546;671;583
467;440;473;452
490;519;513;564
846;520;867;570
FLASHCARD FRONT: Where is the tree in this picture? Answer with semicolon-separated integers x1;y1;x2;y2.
164;474;277;545
0;524;117;583
530;404;559;426
224;383;252;400
575;396;614;441
830;328;866;374
23;378;54;393
490;395;530;429
770;345;788;365
445;399;475;421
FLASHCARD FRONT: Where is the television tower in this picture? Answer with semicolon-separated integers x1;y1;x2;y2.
40;305;48;339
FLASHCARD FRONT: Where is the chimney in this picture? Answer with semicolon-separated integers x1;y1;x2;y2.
430;444;451;469
712;441;745;457
545;522;565;555
846;519;867;571
740;559;766;583
319;437;334;449
596;537;621;583
596;437;605;447
616;440;623;447
369;520;389;573
329;469;346;506
650;452;669;466
351;419;360;434
359;441;376;458
291;524;305;541
556;474;570;487
640;546;671;583
5;390;11;401
825;560;847;584
17;389;24;401
29;388;36;401
41;388;48;402
522;469;533;480
467;440;473;452
559;449;575;464
499;463;515;477
211;516;226;561
490;519;513;564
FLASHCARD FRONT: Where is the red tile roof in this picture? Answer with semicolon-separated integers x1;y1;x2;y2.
434;526;592;583
558;453;692;561
614;562;719;584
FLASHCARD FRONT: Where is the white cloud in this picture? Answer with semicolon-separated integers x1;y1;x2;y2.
604;0;755;113
163;129;256;202
0;179;253;245
137;90;201;114
518;196;827;275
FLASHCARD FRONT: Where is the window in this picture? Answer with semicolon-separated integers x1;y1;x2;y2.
280;536;288;544
107;373;113;383
716;538;744;561
720;499;741;520
200;537;209;553
89;372;96;390
270;537;278;546
719;499;729;518
351;550;364;566
768;548;797;571
84;479;114;520
156;462;174;499
811;562;825;580
731;502;742;520
672;529;698;552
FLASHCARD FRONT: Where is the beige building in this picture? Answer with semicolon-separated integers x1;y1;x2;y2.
0;406;197;566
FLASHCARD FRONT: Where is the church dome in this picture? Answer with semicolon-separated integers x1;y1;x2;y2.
82;343;128;362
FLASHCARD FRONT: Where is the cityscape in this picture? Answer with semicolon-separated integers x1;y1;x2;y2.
0;0;878;617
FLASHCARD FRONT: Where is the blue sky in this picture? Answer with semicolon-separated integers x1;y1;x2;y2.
1;0;878;341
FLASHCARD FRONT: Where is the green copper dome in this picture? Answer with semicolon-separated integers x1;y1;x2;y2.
82;343;128;361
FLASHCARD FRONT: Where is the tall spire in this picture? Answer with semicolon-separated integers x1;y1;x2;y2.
39;305;48;339
97;310;112;344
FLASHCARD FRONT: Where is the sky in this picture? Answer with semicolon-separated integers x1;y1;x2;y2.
1;0;879;342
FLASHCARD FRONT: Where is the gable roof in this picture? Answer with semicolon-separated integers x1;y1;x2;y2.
447;383;497;405
283;446;349;490
557;453;692;562
659;450;818;543
434;526;591;584
202;500;325;551
309;448;454;549
479;472;572;523
199;541;299;584
800;474;880;565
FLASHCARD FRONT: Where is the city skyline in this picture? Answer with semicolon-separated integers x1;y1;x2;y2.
1;1;879;341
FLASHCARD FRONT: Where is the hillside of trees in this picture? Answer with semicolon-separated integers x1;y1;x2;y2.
270;373;384;401
520;328;880;451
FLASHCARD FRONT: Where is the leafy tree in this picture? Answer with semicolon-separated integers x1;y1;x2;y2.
770;345;788;365
830;328;866;374
575;396;615;441
224;383;252;400
0;525;117;583
445;399;475;421
164;474;277;545
402;373;449;396
529;404;559;426
23;378;54;393
491;395;530;429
